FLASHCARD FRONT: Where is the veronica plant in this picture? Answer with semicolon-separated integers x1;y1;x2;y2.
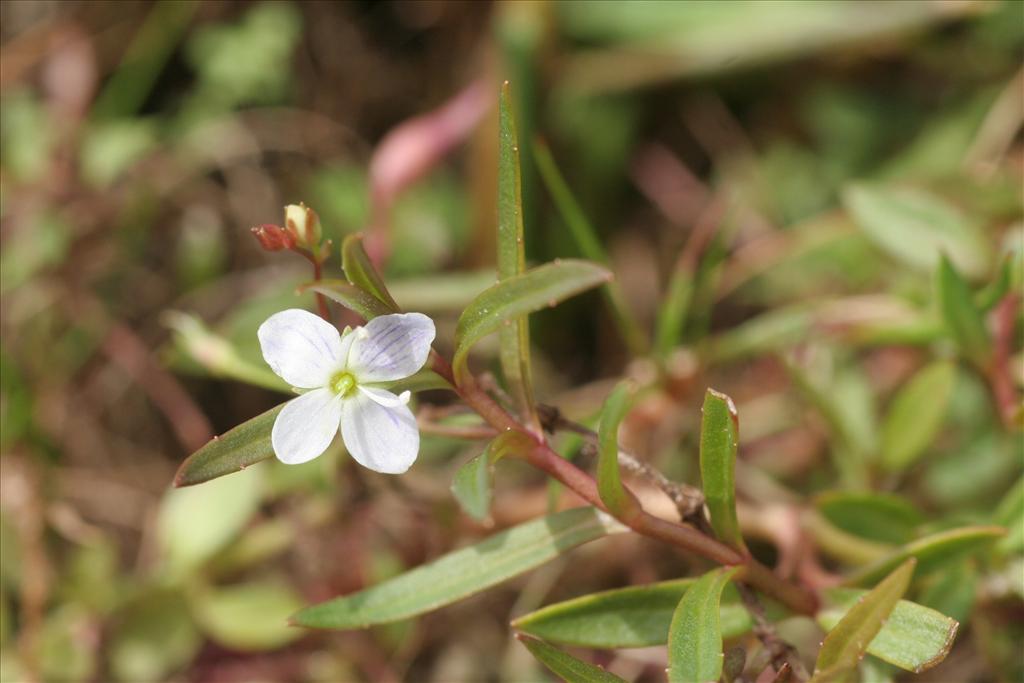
171;84;1012;682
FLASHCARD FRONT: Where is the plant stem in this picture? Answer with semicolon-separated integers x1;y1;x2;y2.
435;352;818;615
990;292;1020;428
537;403;705;519
295;247;331;322
736;582;810;681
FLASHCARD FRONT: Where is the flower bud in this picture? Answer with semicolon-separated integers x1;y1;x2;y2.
251;223;295;252
284;203;321;248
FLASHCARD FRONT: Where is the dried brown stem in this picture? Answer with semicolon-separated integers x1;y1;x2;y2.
536;403;705;519
736;582;809;681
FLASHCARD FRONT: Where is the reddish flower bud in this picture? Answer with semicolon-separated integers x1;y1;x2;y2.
251;224;295;252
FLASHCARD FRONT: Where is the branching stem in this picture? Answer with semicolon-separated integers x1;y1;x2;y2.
435;353;818;615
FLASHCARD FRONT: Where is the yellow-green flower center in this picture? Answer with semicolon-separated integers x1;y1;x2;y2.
330;371;357;397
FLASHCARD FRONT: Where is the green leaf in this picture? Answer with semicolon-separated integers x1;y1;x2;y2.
451;453;492;522
937;255;991;367
975;255;1012;312
815;492;924;545
699;389;746;550
842;184;990;278
174;404;282;487
655;266;696;359
292;507;626;629
387;270;496;313
783;357;870;489
844;525;1006;586
532;139;647;356
918;561;977;624
511;579;755;649
879;361;956;472
704;304;813;363
497;82;537;427
994;478;1024;555
385;366;453;394
453;260;612;380
498;83;527;283
192;580;304;651
34;605;97;683
518;635;627;683
818;588;959;673
164;311;289;393
597;382;638;518
451;430;536;521
812;559;915;682
341;233;400;310
158;465;263;575
304;279;395;321
667;567;738;683
804;511;893;567
110;589;200;683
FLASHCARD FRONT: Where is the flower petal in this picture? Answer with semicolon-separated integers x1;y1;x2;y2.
340;389;419;474
258;309;346;388
358;385;411;407
346;312;435;382
271;388;343;465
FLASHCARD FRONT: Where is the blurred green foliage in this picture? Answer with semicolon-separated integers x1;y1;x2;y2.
1;0;1021;681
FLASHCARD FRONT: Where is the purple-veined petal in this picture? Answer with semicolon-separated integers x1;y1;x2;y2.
258;309;346;388
346;312;435;382
271;388;343;465
340;389;419;474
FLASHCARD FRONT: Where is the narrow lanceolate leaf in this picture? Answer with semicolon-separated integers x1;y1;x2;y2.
818;590;958;673
844;525;1005;587
812;559;916;681
975;255;1012;312
532;139;648;356
994;478;1024;555
452;260;612;380
513;578;952;671
880;361;956;473
511;579;754;649
304;279;394;321
291;507;626;629
815;491;924;545
700;389;746;550
842;184;990;278
937;255;991;367
174;404;283;487
497;82;536;428
654;268;695;359
597;382;639;518
518;635;626;683
451;430;535;521
341;234;400;311
667;567;738;683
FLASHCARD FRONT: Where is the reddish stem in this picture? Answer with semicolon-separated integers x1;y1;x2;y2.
439;350;818;614
294;247;331;323
990;292;1020;427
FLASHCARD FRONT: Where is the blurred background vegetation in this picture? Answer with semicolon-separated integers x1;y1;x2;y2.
0;1;1021;681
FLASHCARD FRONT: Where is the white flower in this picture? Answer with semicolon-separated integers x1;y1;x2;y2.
257;309;435;473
